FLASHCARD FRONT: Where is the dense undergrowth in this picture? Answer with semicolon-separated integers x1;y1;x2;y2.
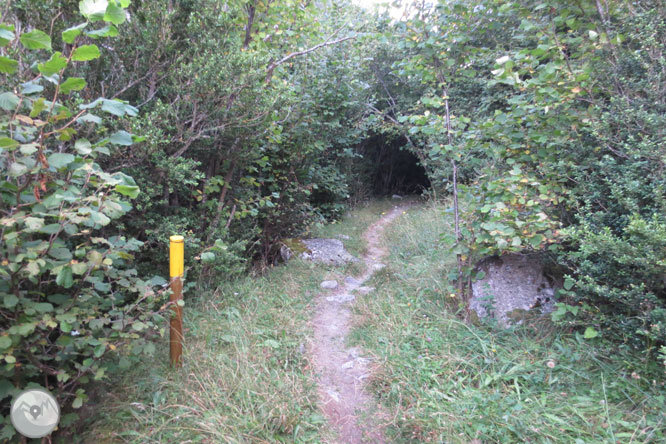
351;203;666;443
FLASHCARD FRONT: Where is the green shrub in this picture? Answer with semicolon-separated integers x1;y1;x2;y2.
0;2;168;439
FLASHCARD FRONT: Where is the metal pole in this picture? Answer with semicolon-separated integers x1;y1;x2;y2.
169;235;184;367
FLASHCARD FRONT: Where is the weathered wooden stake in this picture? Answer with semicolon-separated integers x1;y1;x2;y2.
169;235;184;367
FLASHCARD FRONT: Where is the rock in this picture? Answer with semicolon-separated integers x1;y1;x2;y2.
320;280;338;290
470;253;558;326
355;286;375;295
392;194;403;200
280;244;293;262
372;263;386;271
337;234;351;240
344;276;361;286
326;293;355;303
300;238;359;265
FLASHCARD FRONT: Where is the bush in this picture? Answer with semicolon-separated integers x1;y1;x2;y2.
0;2;168;439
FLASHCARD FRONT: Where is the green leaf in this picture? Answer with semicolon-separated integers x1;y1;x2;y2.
0;92;19;111
583;327;599;339
109;130;133;145
115;185;139;198
104;1;126;25
75;139;92;155
60;77;87;94
34;303;54;313
72;44;101;61
30;97;46;117
38;51;68;76
0;336;11;350
563;278;574;291
85;24;118;39
48;153;75;169
3;293;18;308
0;56;18;73
72;396;83;409
62;23;87;44
80;0;109;21
201;252;215;263
20;29;51;50
0;138;19;150
60;320;72;333
24;217;44;231
0;27;15;46
56;266;74;288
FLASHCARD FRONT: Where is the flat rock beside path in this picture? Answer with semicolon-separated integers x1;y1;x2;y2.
282;238;360;265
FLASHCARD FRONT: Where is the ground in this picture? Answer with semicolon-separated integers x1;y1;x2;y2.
81;199;665;444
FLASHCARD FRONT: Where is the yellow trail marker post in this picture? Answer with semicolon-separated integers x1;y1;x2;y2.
169;235;184;367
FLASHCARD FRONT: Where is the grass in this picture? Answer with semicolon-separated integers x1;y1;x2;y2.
350;201;666;444
79;199;394;443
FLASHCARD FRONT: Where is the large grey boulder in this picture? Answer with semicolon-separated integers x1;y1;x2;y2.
470;253;557;326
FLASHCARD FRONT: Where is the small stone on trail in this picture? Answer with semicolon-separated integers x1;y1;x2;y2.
342;360;354;370
355;286;375;294
337;234;351;240
326;293;355;303
372;263;386;271
344;276;361;286
320;280;338;289
392;194;403;200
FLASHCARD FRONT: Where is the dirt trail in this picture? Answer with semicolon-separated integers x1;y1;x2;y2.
311;204;408;444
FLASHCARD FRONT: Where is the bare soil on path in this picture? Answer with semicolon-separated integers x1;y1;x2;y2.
311;204;408;444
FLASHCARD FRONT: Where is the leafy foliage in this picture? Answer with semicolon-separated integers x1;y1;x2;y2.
0;2;168;439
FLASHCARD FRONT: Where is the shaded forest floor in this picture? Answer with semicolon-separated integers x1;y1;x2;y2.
81;199;664;443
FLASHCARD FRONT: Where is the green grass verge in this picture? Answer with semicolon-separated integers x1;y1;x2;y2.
80;200;394;443
350;201;666;444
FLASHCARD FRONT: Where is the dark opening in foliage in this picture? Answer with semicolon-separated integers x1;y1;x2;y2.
360;134;431;196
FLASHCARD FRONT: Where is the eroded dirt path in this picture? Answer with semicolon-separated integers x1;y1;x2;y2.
311;204;408;444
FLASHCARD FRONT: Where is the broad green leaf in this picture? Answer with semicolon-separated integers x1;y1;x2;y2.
563;278;574;291
38;51;67;76
0;56;18;73
109;130;132;145
583;327;599;339
72;44;101;61
85;24;118;39
20;29;52;50
21;81;43;95
101;99;137;117
48;153;75;169
20;143;38;155
0;92;19;111
0;27;15;46
62;23;87;44
75;139;92;155
104;1;126;25
80;0;109;21
0;336;11;349
24;217;44;231
34;303;54;313
56;266;74;288
201;252;216;263
30;97;46;117
60;77;87;94
115;185;139;198
3;293;18;308
0;138;18;150
77;113;102;124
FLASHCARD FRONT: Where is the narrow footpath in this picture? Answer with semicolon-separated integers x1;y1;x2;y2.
311;204;408;444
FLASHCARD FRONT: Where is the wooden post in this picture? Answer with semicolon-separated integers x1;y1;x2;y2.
169;235;184;367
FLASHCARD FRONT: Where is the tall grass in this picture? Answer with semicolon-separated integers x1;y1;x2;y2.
81;200;394;443
350;202;666;443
